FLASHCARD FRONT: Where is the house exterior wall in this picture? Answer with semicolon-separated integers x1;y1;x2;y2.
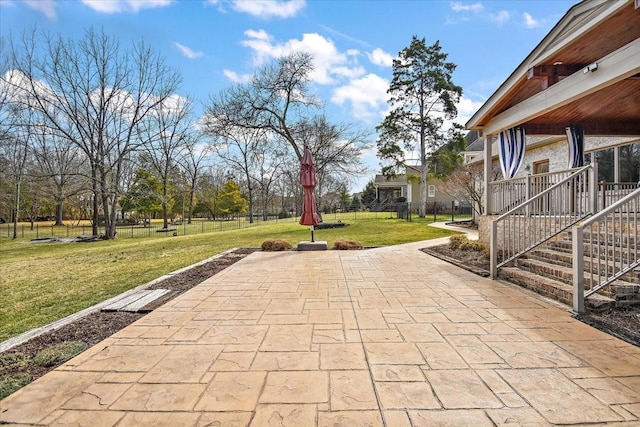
489;136;640;181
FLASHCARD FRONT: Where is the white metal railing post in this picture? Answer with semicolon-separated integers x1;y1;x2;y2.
591;163;598;214
572;225;585;314
525;175;532;217
490;219;498;278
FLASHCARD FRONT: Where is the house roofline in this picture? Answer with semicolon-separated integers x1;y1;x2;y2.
465;0;631;132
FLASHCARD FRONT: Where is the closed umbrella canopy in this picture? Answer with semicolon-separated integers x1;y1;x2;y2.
299;148;321;228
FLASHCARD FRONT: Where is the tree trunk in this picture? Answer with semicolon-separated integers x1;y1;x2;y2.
12;182;20;239
54;199;64;226
162;187;169;229
91;168;99;236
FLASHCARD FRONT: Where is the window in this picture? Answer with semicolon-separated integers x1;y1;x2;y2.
619;142;640;183
428;185;436;198
594;148;614;182
533;160;549;174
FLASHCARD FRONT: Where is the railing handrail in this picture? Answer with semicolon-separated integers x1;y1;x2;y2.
489;166;582;186
599;181;637;186
495;164;592;222
582;187;640;228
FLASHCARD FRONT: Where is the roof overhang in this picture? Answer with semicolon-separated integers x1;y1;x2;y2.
466;0;640;138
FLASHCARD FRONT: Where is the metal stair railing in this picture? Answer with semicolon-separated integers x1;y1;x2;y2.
572;186;640;314
490;164;595;278
488;167;583;215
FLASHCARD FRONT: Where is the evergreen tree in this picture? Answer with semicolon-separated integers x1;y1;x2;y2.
376;36;462;217
361;180;377;206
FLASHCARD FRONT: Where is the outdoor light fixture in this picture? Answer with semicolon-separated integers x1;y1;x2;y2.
583;62;598;73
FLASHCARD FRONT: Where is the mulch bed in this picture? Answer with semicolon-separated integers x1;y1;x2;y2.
424;243;640;348
1;248;257;391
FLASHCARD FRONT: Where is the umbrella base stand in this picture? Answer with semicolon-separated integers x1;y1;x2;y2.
297;240;328;251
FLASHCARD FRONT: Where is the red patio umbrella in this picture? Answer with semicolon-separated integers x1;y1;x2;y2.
299;147;321;241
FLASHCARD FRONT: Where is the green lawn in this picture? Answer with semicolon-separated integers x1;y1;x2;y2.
0;217;456;342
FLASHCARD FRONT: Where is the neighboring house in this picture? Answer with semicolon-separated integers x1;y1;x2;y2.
464;0;640;313
372;165;462;213
460;131;483;165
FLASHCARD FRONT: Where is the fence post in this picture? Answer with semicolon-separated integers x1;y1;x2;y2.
572;225;585;314
451;201;454;222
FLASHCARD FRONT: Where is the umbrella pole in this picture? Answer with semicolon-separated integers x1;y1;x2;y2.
310;225;315;242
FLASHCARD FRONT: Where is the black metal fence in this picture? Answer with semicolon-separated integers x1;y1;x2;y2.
1;201;473;242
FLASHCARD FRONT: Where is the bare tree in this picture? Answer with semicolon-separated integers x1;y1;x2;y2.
252;141;288;221
179;132;210;224
442;163;501;218
30;125;88;225
138;95;194;229
206;121;266;224
0;89;35;238
205;52;319;162
6;28;182;238
291;116;370;208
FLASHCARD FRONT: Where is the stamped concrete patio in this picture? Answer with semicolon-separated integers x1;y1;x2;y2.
2;233;640;426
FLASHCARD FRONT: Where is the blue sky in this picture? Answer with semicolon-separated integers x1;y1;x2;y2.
0;0;577;191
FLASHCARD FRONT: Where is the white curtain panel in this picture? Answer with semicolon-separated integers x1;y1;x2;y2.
499;127;526;179
566;126;585;169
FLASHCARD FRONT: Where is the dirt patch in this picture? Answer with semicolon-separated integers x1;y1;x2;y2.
424;242;640;348
1;248;257;399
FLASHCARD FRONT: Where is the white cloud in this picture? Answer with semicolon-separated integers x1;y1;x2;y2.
331;73;389;122
239;30;365;85
208;0;305;19
23;0;56;19
0;1;16;7
450;1;483;13
454;96;484;126
223;69;253;83
523;12;542;28
489;10;510;25
448;2;511;26
367;48;393;67
81;0;173;14
174;42;203;59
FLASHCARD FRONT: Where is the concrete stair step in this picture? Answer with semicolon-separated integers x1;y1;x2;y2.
546;239;635;261
497;267;614;311
563;230;639;248
516;258;573;284
524;249;640;284
513;258;640;301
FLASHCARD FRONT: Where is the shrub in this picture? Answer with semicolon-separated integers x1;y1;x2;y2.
449;234;484;252
333;239;363;250
0;372;32;400
0;352;29;374
261;239;292;251
32;341;88;368
278;210;291;219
